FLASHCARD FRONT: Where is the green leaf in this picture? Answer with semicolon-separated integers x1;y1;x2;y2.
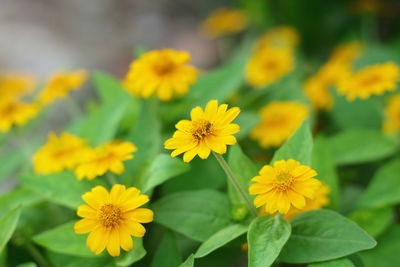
92;71;126;103
329;129;397;165
152;190;233;241
308;257;355;267
179;254;194;267
0;206;22;252
232;111;259;139
248;215;291;267
16;263;38;267
140;154;190;193
272;120;313;165
0;187;42;217
312;135;340;209
34;221;96;257
227;145;257;207
348;206;394;238
280;209;376;263
115;238;146;267
357;159;400;209
47;251;113;267
0;150;24;183
150;231;181;267
19;172;101;209
358;226;400;267
195;224;248;258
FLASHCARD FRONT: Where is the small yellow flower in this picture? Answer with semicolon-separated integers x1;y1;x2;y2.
0;73;37;99
74;184;153;257
330;41;363;64
383;94;400;135
0;97;40;132
304;61;351;110
164;99;240;163
201;8;247;38
256;26;299;50
38;69;88;105
338;62;400;101
33;132;90;174
123;49;198;101
246;46;294;88
249;159;321;214
251;101;308;148
75;141;137;180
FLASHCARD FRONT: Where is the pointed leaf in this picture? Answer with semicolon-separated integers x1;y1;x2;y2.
0;206;22;252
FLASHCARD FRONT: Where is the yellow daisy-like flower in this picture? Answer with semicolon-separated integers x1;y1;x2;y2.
304;61;351;110
330;41;363;64
0;73;37;99
246;46;294;88
249;159;321;214
338;62;400;101
383;94;400;135
74;184;153;257
0;97;40;132
201;8;248;38
38;69;88;105
123;49;198;101
33;132;90;174
164;99;240;163
75;141;137;180
256;26;299;50
251;101;308;148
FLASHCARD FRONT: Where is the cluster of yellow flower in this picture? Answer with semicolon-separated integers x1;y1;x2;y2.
0;70;88;132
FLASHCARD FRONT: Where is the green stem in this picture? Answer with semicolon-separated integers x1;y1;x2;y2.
107;173;118;186
25;243;52;267
213;152;257;218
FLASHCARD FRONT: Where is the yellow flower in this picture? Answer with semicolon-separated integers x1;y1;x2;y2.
38;69;88;105
0;97;40;132
338;62;400;101
201;8;247;38
251;101;308;148
246;46;294;88
164;99;240;162
0;73;37;99
256;26;299;50
330;41;363;64
75;141;137;180
33;132;90;174
383;94;400;135
304;61;351;110
74;184;153;257
249;159;322;214
123;49;198;101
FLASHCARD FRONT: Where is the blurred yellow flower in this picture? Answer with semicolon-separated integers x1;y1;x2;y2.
38;69;88;105
201;8;247;38
338;62;399;101
75;141;137;180
383;94;400;135
330;41;363;64
164;99;240;162
251;101;308;148
249;159;321;214
256;26;299;50
33;132;90;174
0;73;37;99
304;61;351;110
74;184;153;257
0;97;40;132
123;49;198;101
246;46;294;88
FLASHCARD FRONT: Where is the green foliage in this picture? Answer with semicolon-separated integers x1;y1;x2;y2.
248;215;291;267
150;231;181;267
348;206;394;238
0;187;42;217
272;120;313;165
115;238;146;267
308;257;355;267
0;207;21;253
280;209;376;263
152;190;233;242
179;254;194;267
329;129;397;165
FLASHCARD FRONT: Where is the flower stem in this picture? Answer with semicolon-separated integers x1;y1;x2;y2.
213;152;257;218
25;242;52;267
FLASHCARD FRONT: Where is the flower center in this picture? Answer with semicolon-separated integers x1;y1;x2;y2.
153;61;176;76
99;204;122;228
264;60;278;71
276;172;292;182
191;120;213;141
275;172;294;191
1;103;17;116
359;75;381;87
